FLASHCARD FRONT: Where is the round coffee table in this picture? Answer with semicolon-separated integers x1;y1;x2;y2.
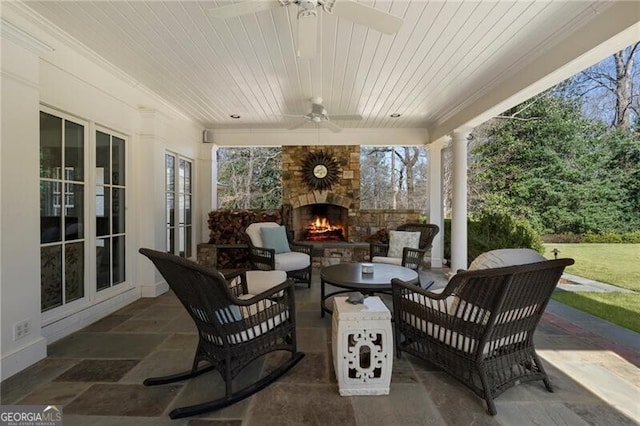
320;263;419;317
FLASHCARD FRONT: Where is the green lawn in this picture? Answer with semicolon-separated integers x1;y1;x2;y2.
542;243;640;332
543;243;640;291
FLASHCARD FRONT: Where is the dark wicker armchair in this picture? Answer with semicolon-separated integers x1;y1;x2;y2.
391;257;574;415
370;223;439;271
242;222;313;287
139;248;304;419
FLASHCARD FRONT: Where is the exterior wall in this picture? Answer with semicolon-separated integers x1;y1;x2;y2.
0;9;204;380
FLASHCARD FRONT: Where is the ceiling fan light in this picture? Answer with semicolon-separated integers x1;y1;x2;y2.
312;116;322;123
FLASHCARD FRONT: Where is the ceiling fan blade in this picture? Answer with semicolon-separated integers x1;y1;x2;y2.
207;0;282;19
330;114;363;121
332;1;403;34
322;121;343;133
288;118;310;130
297;11;318;58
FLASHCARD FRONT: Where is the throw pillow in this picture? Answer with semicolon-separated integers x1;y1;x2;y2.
260;226;291;254
469;248;546;270
387;230;421;258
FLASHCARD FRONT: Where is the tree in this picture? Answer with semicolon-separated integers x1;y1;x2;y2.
558;42;639;130
360;146;429;211
217;147;282;209
469;92;636;234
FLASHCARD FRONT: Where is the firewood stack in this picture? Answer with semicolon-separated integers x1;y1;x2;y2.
207;209;283;269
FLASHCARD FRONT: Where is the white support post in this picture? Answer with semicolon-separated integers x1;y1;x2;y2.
450;129;471;272
427;140;445;268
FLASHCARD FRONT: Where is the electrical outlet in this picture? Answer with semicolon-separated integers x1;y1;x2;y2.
13;320;31;341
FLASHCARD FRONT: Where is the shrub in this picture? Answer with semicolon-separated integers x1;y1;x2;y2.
581;231;640;243
444;211;543;264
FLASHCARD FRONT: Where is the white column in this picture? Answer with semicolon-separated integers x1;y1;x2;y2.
198;143;217;243
450;129;471;272
1;32;48;380
427;140;445;268
136;108;170;297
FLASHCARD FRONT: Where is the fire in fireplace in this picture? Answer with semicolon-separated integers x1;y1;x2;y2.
304;216;345;241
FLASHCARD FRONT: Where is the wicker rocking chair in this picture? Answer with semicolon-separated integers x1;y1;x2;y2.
139;248;305;419
391;256;574;415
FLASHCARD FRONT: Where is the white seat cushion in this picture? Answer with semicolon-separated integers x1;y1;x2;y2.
246;270;287;295
399;308;527;356
371;256;403;266
210;294;289;344
245;222;280;248
274;251;310;271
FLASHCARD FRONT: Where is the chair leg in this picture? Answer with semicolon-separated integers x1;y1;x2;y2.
477;368;498;415
143;364;216;386
169;352;305;419
532;353;554;392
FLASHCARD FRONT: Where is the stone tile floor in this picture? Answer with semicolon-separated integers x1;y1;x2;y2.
1;269;639;425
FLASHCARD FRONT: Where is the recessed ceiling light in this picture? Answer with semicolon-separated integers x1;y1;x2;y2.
230;114;240;119
390;113;401;118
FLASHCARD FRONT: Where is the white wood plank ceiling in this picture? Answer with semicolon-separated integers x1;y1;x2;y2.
21;1;616;131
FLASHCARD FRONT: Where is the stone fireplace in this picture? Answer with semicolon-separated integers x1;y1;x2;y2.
282;145;359;242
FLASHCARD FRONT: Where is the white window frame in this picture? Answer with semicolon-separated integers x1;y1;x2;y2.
166;152;194;258
40;106;133;326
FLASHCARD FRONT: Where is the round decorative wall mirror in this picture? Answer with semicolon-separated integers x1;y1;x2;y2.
301;150;340;191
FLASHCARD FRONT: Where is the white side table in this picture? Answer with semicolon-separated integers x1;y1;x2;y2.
331;296;393;396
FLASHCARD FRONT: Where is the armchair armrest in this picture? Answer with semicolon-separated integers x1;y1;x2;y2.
289;241;313;256
223;269;249;297
370;243;389;260
248;246;276;271
402;247;427;271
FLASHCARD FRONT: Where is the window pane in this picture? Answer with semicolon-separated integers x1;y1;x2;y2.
167;227;175;254
112;136;125;185
178;226;185;257
178;194;185;226
96;238;111;290
96;187;110;237
40;112;62;179
185;195;192;225
112;188;125;234
186;226;192;257
65;242;84;303
166;192;175;227
179;159;186;194
41;181;62;243
184;161;191;194
65;120;84;181
41;245;62;311
112;236;126;285
65;183;84;240
166;155;175;191
96;131;110;185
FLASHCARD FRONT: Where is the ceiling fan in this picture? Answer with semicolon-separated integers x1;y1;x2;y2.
285;97;362;132
207;0;403;58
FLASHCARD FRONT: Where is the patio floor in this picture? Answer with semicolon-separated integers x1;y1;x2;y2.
2;268;639;426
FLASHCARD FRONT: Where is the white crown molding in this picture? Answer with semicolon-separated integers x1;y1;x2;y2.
0;18;53;55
